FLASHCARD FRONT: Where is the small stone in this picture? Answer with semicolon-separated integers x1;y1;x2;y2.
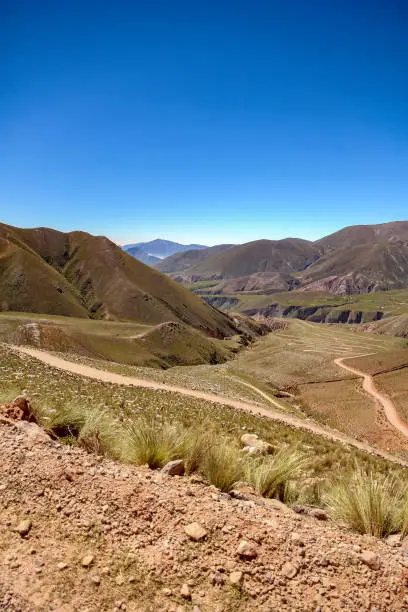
184;522;208;542
163;588;172;596
236;540;258;559
15;421;51;444
386;534;401;548
309;508;329;521
15;519;32;537
91;575;101;585
266;498;294;514
212;570;225;586
57;562;68;570
361;550;381;570
180;583;192;599
291;532;305;546
241;433;260;446
81;554;95;568
281;562;298;579
240;433;273;455
161;459;185;476
115;574;125;586
229;570;244;586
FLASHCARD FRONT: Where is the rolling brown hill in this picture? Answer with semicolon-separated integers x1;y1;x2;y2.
154;243;235;274
299;241;408;294
172;238;320;287
166;221;408;296
0;223;236;337
315;221;408;253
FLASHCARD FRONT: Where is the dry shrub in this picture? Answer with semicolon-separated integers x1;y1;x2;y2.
324;466;405;537
125;415;185;468
246;446;307;501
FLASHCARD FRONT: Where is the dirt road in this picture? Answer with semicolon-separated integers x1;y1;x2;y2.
335;355;408;439
9;345;408;465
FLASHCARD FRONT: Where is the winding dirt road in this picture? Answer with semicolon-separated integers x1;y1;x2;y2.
335;355;408;438
8;344;408;466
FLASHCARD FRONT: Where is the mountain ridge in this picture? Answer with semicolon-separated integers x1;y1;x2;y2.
0;222;236;337
158;221;408;295
122;238;208;261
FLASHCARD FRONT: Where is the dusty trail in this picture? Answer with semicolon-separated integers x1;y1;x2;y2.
8;345;408;466
335;355;408;439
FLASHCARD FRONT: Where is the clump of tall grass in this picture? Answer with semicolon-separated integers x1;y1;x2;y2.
35;400;127;458
246;446;307;501
399;497;408;538
36;401;88;437
202;440;245;492
324;466;405;537
181;426;213;474
125;415;185;468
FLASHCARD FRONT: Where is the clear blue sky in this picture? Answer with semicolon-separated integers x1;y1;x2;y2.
1;0;407;245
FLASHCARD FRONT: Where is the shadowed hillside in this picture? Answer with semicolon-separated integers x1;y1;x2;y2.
0;223;237;337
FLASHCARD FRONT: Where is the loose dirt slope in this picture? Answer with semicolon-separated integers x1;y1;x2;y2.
2;421;408;611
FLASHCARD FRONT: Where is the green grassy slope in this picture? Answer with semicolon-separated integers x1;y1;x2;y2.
64;231;236;335
192;286;408;326
0;312;232;368
135;321;231;366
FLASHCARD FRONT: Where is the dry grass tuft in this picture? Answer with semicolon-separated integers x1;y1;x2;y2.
125;415;185;468
324;466;406;537
181;426;214;474
246;446;307;501
202;441;245;492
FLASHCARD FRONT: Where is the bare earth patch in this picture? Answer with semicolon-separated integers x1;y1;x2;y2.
1;422;408;611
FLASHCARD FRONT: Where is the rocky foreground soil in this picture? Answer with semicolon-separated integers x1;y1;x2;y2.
1;413;408;611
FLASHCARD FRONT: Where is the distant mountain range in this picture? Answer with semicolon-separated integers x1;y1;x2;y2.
153;221;408;296
122;239;207;263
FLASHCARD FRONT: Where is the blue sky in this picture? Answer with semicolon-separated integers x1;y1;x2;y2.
1;0;407;245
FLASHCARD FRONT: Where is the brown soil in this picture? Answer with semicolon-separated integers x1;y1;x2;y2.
2;418;408;611
335;356;408;438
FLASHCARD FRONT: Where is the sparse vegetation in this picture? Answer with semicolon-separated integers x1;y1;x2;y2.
246;446;308;501
125;416;185;468
324;466;408;537
3;341;408;540
202;441;245;492
35;401;126;458
181;426;214;474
